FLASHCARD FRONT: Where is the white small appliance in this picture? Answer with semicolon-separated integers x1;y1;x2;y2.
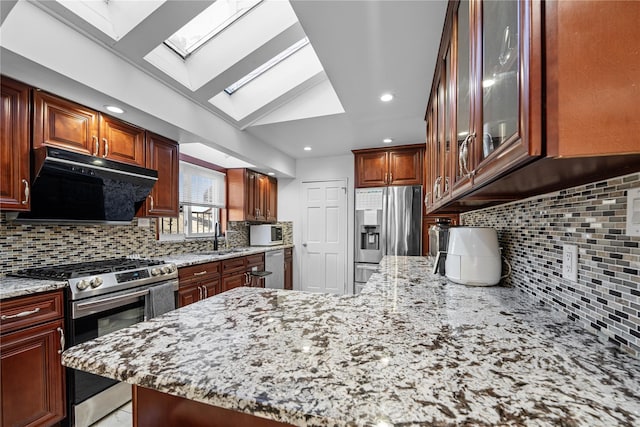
445;227;508;286
250;224;283;246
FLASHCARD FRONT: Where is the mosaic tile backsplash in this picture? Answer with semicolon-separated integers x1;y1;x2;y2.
0;217;292;274
461;172;640;357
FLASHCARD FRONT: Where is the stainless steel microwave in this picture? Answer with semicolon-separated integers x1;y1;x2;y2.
250;225;283;246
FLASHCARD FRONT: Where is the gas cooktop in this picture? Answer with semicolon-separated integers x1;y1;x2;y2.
12;258;177;300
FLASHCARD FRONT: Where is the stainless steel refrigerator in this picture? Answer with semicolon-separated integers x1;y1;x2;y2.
354;185;422;292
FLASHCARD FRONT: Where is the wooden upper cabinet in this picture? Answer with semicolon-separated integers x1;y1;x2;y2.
33;90;99;156
545;0;640;157
388;148;424;186
227;168;278;223
354;145;424;188
424;0;640;215
355;151;387;187
34;90;148;166
141;133;179;217
0;76;31;211
99;115;145;166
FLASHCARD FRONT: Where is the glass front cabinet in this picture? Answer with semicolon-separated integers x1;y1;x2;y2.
425;0;542;212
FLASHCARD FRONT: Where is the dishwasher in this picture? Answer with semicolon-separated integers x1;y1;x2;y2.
264;250;284;289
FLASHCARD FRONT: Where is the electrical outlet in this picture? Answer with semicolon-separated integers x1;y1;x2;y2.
562;244;578;282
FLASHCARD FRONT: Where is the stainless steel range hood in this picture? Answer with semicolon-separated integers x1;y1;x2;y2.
11;146;157;224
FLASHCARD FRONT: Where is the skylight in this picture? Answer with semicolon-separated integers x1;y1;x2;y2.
164;0;262;59
224;37;310;95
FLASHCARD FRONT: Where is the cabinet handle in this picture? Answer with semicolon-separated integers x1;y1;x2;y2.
193;271;207;276
203;286;208;298
433;176;442;200
459;132;475;179
149;195;154;211
93;136;99;155
267;210;270;218
424;192;431;208
1;307;40;320
21;179;30;205
57;327;65;354
102;138;109;158
198;286;203;300
389;172;393;183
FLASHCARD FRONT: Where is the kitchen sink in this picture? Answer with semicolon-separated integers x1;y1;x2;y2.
198;249;245;256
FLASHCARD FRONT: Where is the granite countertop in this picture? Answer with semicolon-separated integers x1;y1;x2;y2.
61;256;640;426
0;245;293;300
0;275;68;300
162;244;293;268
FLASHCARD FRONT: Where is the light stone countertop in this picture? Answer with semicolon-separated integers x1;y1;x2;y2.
61;256;640;426
0;275;67;300
0;245;293;300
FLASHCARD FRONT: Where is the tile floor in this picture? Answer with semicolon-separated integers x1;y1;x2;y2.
90;401;132;426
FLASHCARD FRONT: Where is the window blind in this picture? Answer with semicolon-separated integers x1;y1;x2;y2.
179;161;226;208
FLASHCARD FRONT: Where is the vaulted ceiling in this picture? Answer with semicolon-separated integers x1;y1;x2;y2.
0;0;447;177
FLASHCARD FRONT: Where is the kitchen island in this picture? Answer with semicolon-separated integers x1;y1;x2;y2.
61;256;640;426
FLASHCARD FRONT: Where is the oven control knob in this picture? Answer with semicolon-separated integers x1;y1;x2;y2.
90;277;103;288
161;266;171;274
168;264;176;273
76;280;89;290
151;268;161;276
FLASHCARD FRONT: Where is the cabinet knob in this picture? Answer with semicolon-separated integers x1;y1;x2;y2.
21;179;29;205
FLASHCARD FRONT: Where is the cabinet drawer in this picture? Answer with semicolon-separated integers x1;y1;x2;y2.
221;257;246;275
245;253;264;269
178;262;220;281
0;290;64;335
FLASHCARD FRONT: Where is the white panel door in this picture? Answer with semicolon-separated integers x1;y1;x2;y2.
300;180;347;294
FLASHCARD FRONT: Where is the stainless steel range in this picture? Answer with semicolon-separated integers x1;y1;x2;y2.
12;258;179;427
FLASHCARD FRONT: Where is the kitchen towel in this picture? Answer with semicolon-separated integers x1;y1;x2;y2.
146;282;176;319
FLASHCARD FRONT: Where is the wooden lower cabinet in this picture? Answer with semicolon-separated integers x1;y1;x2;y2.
177;262;220;308
133;386;292;427
284;248;293;290
0;291;66;427
221;271;247;293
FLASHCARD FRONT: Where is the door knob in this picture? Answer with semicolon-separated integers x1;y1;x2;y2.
302;243;307;247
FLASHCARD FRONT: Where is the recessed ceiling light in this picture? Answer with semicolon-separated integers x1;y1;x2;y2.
380;93;394;102
267;172;275;176
383;138;393;144
303;146;312;151
105;105;125;114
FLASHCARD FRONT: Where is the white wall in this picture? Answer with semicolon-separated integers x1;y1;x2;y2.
278;155;355;293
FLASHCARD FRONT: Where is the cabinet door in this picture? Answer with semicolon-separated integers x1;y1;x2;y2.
203;279;220;297
33;91;99;155
245;170;258;221
472;0;540;187
221;272;246;293
266;177;277;223
1;319;66;427
99;114;145;166
452;0;474;195
143;133;179;217
255;173;269;222
355;151;388;187
177;282;201;308
0;77;31;211
284;249;293;290
388;148;423;186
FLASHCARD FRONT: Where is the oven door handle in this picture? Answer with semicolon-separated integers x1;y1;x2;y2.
73;289;150;319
